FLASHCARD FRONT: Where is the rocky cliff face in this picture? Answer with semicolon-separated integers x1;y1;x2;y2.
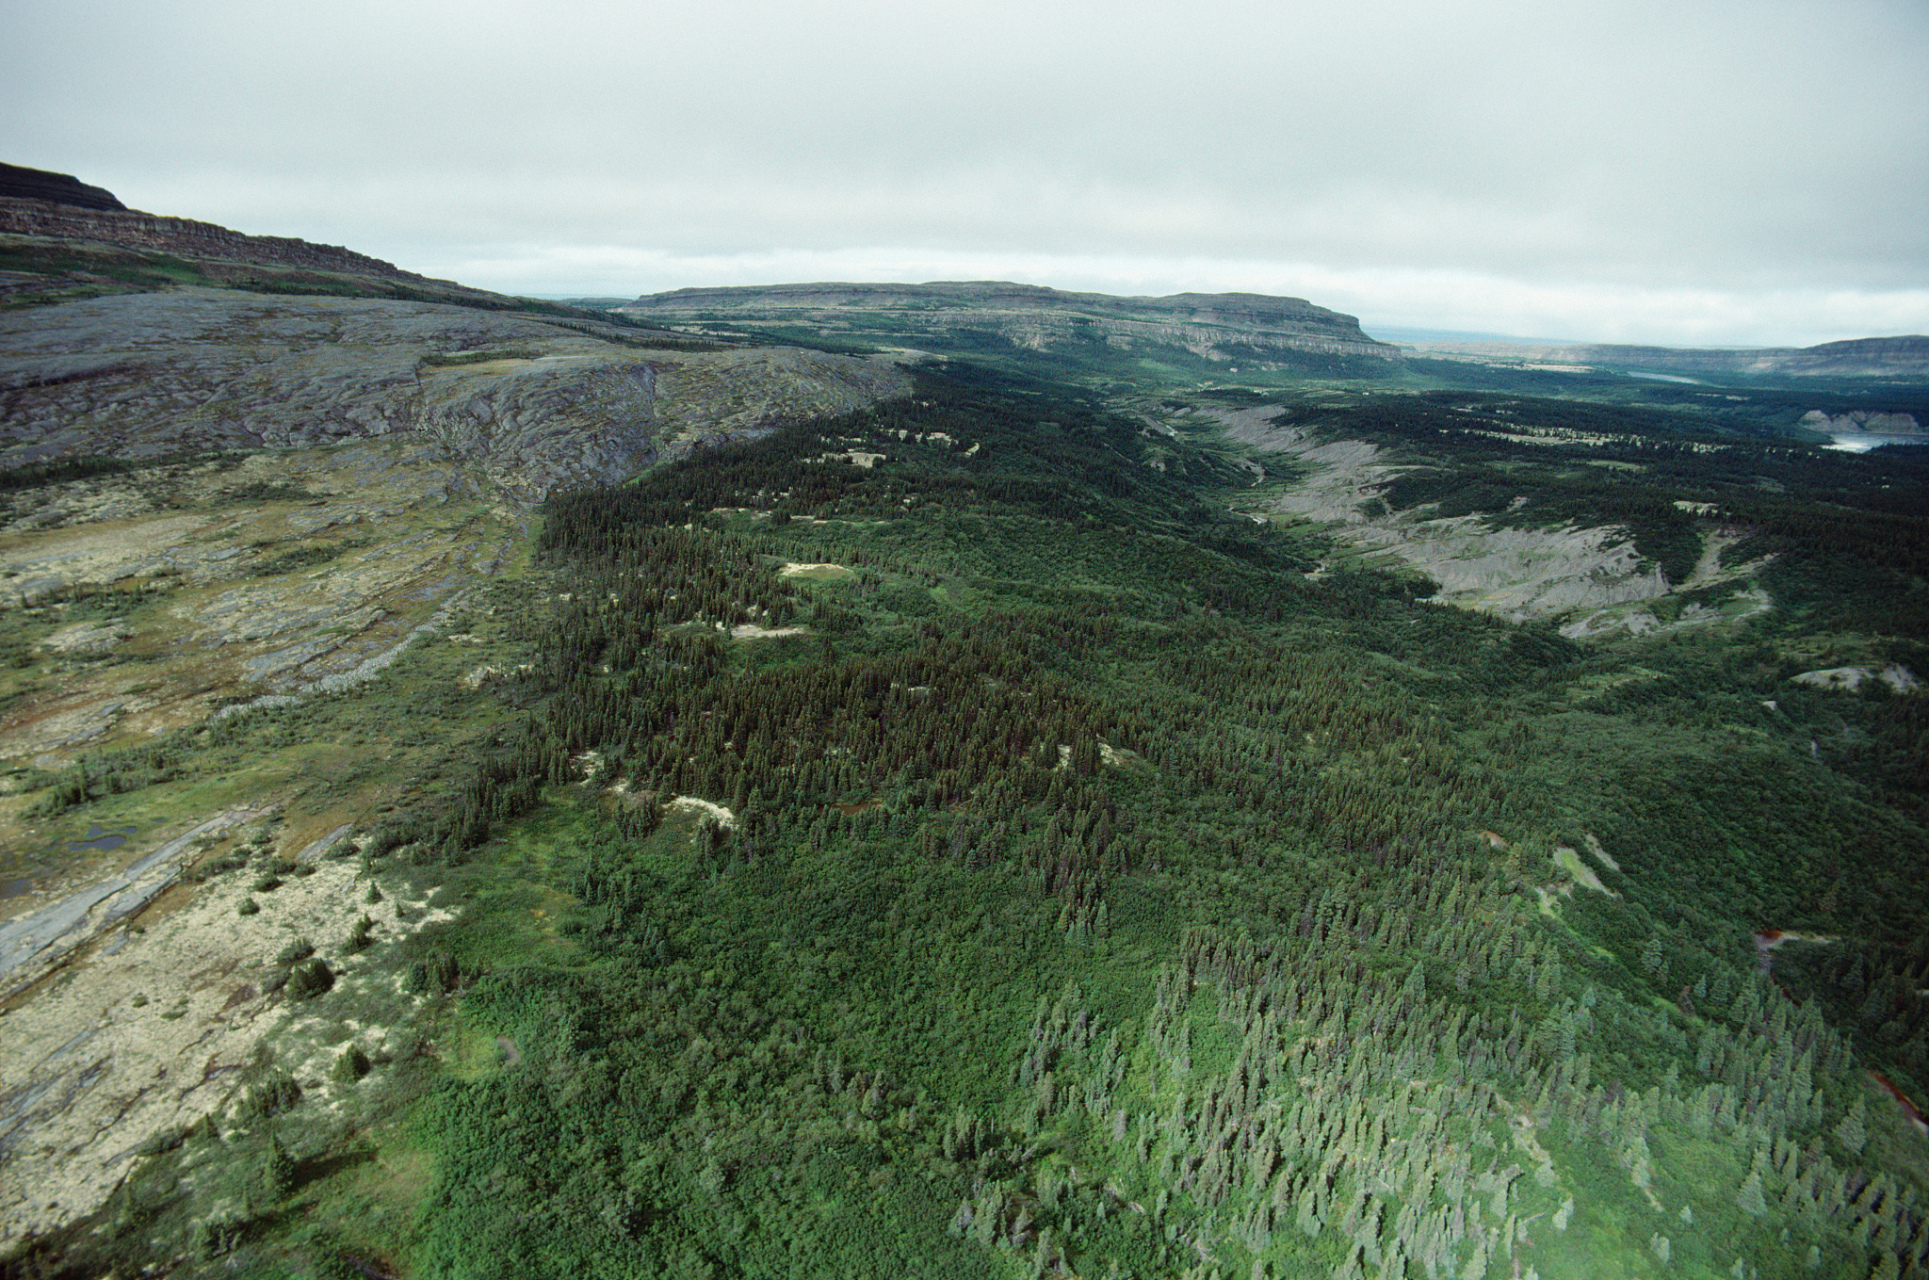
620;280;1403;366
0;289;912;499
0;163;126;211
0;196;450;287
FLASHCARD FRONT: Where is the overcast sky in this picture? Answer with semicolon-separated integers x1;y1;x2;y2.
6;0;1926;346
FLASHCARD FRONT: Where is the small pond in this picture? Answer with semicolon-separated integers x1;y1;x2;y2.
69;823;140;853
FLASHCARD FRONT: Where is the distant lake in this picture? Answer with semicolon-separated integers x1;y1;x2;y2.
1825;433;1924;453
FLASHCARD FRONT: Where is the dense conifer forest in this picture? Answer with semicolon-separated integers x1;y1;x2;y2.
7;355;1928;1280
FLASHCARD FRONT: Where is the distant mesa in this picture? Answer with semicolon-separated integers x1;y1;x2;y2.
1573;336;1929;379
628;280;1365;330
620;281;1403;366
1410;332;1929;379
0;162;126;212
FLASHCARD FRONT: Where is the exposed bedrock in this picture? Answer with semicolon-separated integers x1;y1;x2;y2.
0;289;911;498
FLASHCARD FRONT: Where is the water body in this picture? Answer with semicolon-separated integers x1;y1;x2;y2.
1825;433;1924;454
1627;371;1700;384
0;825;138;907
68;824;138;853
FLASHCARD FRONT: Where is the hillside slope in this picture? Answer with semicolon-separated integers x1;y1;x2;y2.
6;360;1925;1280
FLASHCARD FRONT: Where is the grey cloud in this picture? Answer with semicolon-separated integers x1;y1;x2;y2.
3;0;1925;344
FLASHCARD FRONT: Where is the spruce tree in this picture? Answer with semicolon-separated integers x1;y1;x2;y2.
1738;1166;1768;1217
1833;1097;1869;1155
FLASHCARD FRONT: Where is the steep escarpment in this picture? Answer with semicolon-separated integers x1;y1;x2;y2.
0;289;911;499
619;280;1403;367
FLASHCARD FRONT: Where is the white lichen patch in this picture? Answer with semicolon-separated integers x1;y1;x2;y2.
809;450;885;469
778;562;854;581
1792;664;1919;694
0;830;445;1246
728;623;810;640
665;796;736;830
459;661;535;690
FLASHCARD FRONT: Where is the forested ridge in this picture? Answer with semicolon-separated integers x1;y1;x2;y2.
10;366;1928;1280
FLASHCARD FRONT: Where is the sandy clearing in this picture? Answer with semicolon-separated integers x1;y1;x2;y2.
810;451;885;469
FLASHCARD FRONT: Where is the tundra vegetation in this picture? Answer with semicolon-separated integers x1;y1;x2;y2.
3;291;1927;1280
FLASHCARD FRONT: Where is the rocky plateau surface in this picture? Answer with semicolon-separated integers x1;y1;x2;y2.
0;810;452;1246
0;281;910;1201
1797;408;1924;437
0;289;910;500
